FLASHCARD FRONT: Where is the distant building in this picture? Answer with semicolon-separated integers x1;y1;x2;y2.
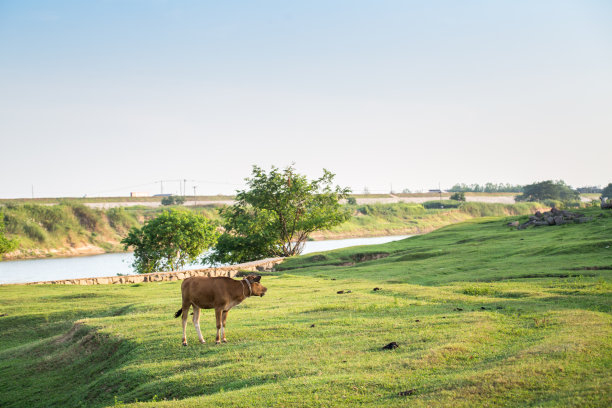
130;192;150;197
153;193;173;197
428;189;445;193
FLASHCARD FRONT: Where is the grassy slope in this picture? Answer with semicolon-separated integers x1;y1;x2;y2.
0;209;611;407
0;203;220;259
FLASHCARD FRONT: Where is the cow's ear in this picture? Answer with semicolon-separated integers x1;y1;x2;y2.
254;275;261;282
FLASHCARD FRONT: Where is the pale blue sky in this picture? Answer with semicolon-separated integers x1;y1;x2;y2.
1;0;611;198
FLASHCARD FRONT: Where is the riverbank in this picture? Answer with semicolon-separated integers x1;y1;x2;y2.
1;201;544;261
0;235;410;284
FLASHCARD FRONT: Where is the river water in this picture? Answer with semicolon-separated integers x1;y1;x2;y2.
0;235;410;284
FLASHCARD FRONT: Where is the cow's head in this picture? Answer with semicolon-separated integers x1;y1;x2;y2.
246;274;267;297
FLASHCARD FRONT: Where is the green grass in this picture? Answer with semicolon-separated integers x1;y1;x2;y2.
1;209;611;407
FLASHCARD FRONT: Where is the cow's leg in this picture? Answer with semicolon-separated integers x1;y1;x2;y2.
181;301;190;346
221;310;229;342
215;308;223;344
192;306;205;344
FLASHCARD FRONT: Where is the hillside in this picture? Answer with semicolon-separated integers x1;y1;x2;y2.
0;203;219;260
1;201;543;260
0;207;610;407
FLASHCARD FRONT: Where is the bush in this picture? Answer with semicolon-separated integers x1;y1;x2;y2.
23;222;48;243
69;203;102;231
0;212;18;257
161;196;185;206
423;200;461;209
450;192;466;201
107;207;139;233
356;203;425;217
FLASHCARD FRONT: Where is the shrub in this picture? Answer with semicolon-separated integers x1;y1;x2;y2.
107;207;139;233
0;212;18;257
423;200;461;209
69;203;102;231
450;192;466;201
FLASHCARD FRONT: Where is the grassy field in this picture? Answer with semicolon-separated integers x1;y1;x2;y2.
1;208;611;407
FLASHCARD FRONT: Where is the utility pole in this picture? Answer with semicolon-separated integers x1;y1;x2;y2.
193;186;197;206
31;185;34;199
184;179;187;198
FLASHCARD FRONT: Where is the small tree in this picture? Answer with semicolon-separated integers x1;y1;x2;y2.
450;192;466;201
515;180;579;203
206;165;351;264
0;212;18;259
161;195;185;206
122;209;218;274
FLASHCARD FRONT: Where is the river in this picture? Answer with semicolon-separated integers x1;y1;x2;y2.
0;235;410;284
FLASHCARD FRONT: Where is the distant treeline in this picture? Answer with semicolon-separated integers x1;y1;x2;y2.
575;186;603;194
448;183;604;194
448;183;524;193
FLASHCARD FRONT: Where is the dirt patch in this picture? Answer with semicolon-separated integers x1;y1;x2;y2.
55;322;86;345
351;252;389;262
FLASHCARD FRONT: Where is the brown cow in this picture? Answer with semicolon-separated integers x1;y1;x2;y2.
174;274;267;345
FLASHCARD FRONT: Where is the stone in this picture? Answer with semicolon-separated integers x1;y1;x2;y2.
554;216;565;225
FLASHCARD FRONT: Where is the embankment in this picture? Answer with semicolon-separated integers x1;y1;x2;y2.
1;201;545;261
13;257;284;286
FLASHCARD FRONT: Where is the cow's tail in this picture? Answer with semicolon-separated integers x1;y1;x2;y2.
174;308;183;318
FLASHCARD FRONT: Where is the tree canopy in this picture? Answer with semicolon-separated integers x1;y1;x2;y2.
206;165;351;265
122;209;218;274
515;180;579;203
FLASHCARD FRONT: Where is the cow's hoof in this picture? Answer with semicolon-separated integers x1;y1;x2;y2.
199;340;206;344
222;339;227;343
182;343;188;347
215;340;221;344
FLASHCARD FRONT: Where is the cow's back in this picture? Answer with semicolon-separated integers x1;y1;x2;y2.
182;276;233;309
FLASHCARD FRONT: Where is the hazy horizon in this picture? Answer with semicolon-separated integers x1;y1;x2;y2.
2;1;611;199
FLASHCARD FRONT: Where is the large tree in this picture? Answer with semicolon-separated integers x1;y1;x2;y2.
206;165;351;264
122;209;218;274
515;180;579;203
0;212;18;259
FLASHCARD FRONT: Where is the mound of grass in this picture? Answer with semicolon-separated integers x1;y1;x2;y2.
1;208;610;407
